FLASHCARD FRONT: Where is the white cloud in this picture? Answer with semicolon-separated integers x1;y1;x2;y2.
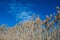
16;11;32;22
6;2;34;22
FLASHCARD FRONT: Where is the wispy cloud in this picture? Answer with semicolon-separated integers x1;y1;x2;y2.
7;2;35;22
16;11;33;22
4;2;36;23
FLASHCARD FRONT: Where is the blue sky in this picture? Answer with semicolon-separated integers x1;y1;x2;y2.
0;0;60;27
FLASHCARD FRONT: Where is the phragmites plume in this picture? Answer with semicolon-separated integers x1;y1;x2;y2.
0;7;60;40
